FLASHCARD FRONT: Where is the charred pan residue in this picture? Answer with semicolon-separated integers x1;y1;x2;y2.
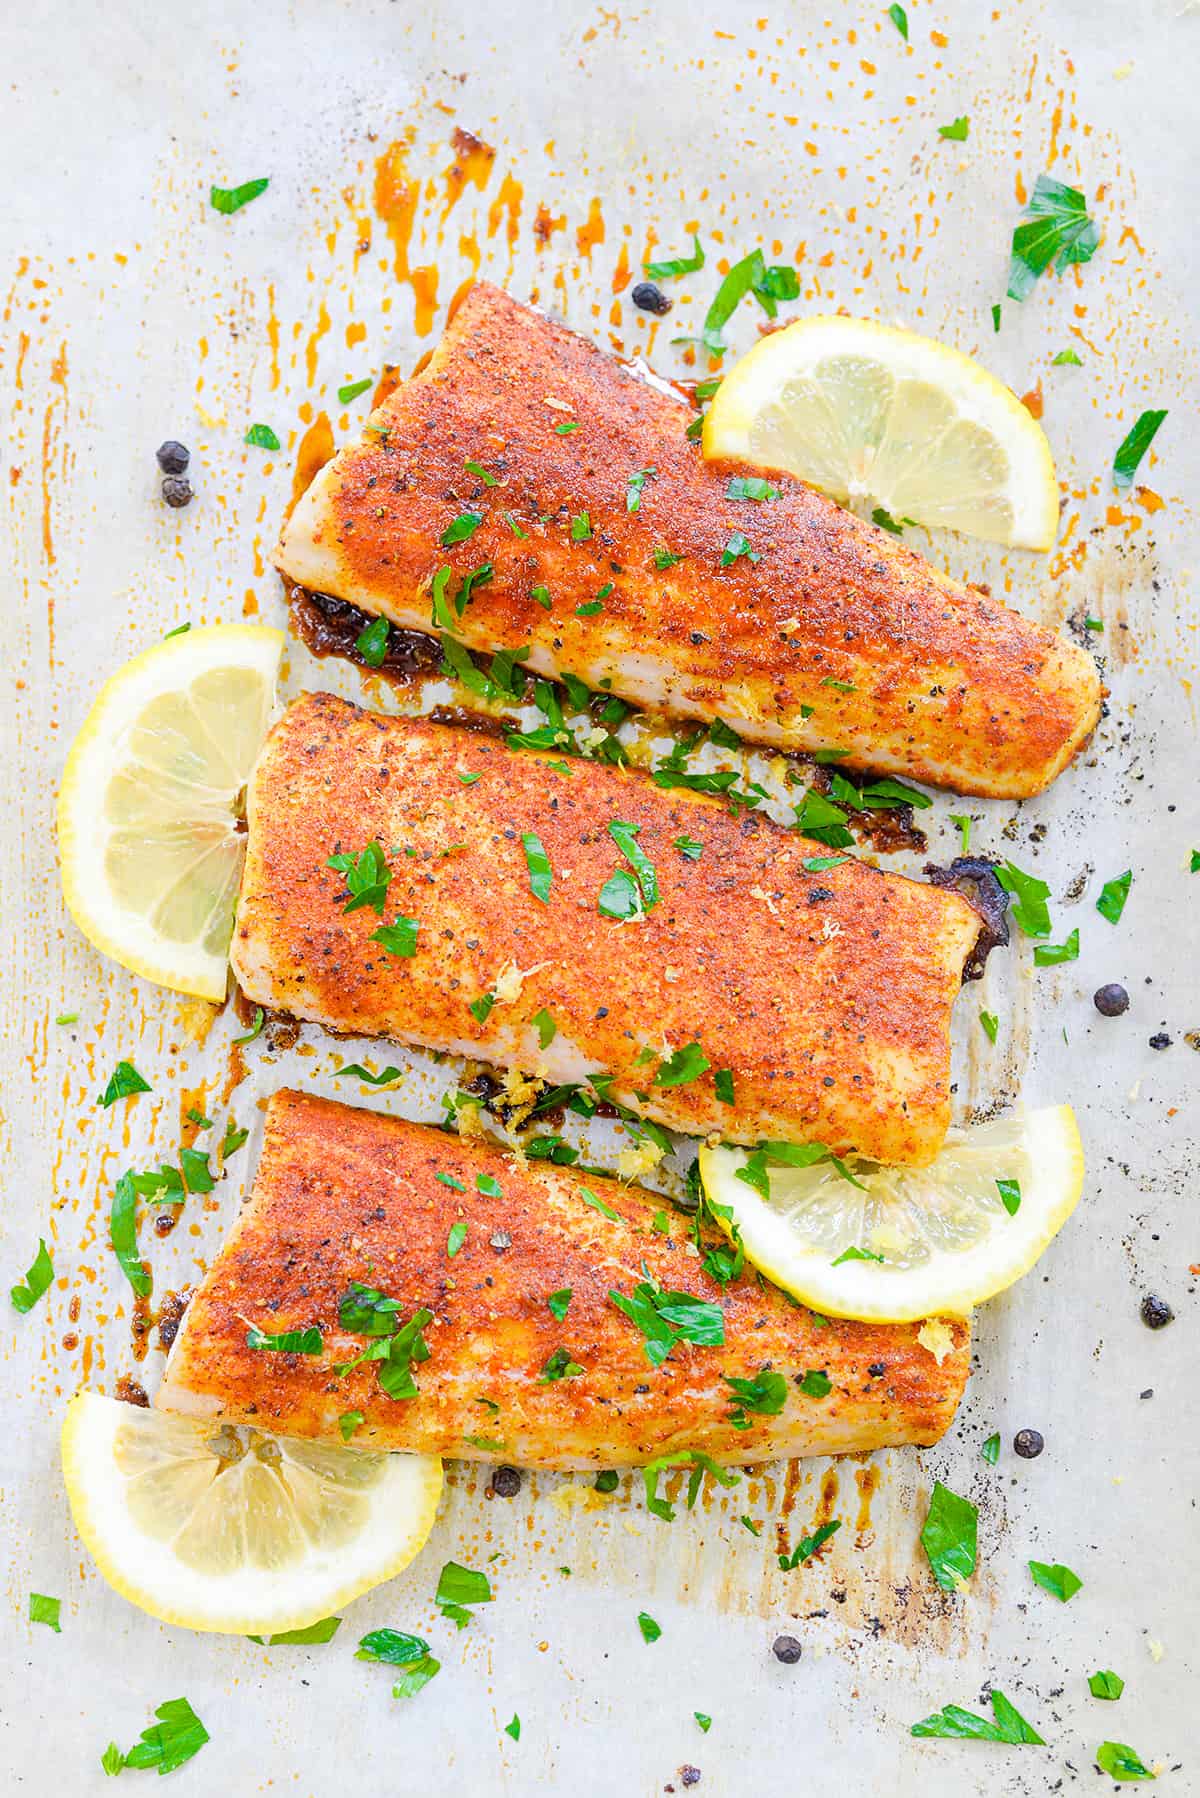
924;856;1011;982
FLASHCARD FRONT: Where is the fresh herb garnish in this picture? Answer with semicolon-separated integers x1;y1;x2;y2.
720;529;760;567
371;915;420;959
570;511;592;542
244;423;280;451
598;867;643;920
1095;1742;1154;1781
538;1347;584;1383
210;177;269;214
1052;347;1082;366
335;1063;403;1086
1088;1670;1125;1701
99;1062;151;1108
476;1172;503;1198
995;860;1051;937
339;1410;364;1442
338;377;374;405
1008;174;1100;302
714;1068;735;1104
609;1271;724;1366
532;1008;556;1049
607;819;658;909
441;510;483;546
645;236;705;279
831;1245;885;1266
797;1369;832;1398
991;302;1002;332
327;840;391;915
10;1239;54;1314
888;3;908;35
626;467;655;513
469;992;495;1024
1033;929;1079;967
246;1322;323;1354
938;115;969;140
110;1175;149;1297
911;1689;1043;1744
981;1432;1000;1464
250;1616;341;1646
726;475;779;501
504;1715;521;1742
695;1712;712;1732
801;854;849;872
447;1222;468;1258
921;1481;978;1591
949;812;972;852
554;421;580;435
655;1042;710;1087
435;1561;492;1619
980;1010;999;1043
778;1519;841;1568
653;547;685;569
102;1697;210;1774
233;1006;265;1046
674;835;703;860
642;1450;738;1520
725;1366;788;1428
872;506;914;534
1113;410;1167;489
547;1288;572;1321
637;1612;662;1644
29;1593;61;1632
581;1186;621;1223
1029;1559;1082;1601
180;1147;215;1194
521;831;553;903
794;789;853;849
355;615;390;666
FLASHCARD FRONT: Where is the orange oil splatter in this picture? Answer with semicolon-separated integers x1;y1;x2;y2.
374;132;419;282
576;197;605;258
410;265;439;335
1020;380;1044;419
443;127;496;217
284;411;334;525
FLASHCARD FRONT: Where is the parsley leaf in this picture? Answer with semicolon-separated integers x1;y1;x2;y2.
29;1592;61;1632
447;1222;468;1258
645;236;705;279
598;866;643;920
355;615;390;666
110;1174;150;1298
653;547;685;570
570;511;592;542
1096;1742;1154;1781
1113;411;1167;489
99;1062;152;1108
695;1712;712;1732
244;423;280;451
779;1519;841;1568
949;812;972;853
1033;928;1079;967
10;1238;54;1314
637;1611;662;1644
720;529;760;567
246;1323;323;1354
339;1410;364;1442
938;115;969;140
982;1432;1000;1464
726;1366;788;1428
726;475;779;501
921;1481;978;1591
887;4;908;35
674;835;703;860
538;1346;584;1382
232;1006;265;1046
626;466;656;513
250;1616;341;1646
797;1369;832;1398
532;1008;556;1048
210;177;269;214
996;1177;1021;1217
1097;870;1132;923
608;819;658;908
327;840;391;915
1088;1670;1125;1701
980;1010;999;1043
338;377;374;405
521;831;553;903
1008;174;1100;302
504;1715;521;1742
912;1689;1043;1744
609;1273;725;1366
1052;347;1082;366
435;1561;492;1611
1029;1559;1082;1601
105;1696;210;1774
831;1245;884;1266
995;860;1051;937
335;1063;403;1086
392;1656;441;1698
371;915;420;959
441;510;483;546
656;1042;710;1087
642;1449;738;1520
547;1288;572;1321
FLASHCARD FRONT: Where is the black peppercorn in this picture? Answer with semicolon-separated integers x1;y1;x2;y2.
772;1634;802;1664
631;280;672;316
161;475;193;509
490;1466;521;1497
1140;1294;1174;1330
1148;1032;1171;1050
1093;983;1129;1017
156;440;190;474
1013;1428;1044;1459
679;1770;701;1789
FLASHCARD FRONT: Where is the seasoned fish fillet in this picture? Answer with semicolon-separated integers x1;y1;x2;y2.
231;693;982;1167
276;280;1099;800
158;1090;969;1466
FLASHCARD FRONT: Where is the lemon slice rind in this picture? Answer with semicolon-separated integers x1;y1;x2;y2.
702;315;1060;551
62;1391;443;1636
57;625;284;1002
698;1105;1083;1323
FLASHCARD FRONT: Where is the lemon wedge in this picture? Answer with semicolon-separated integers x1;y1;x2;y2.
62;1392;443;1636
703;315;1060;549
698;1107;1083;1323
57;624;284;1002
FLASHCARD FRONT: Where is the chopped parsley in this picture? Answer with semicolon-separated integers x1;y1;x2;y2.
981;1432;1000;1464
797;1369;832;1398
726;1367;788;1428
110;1175;149;1298
581;1186;621;1223
726;475;779;501
831;1245;884;1266
547;1288;572;1321
991;302;1002;332
1028;1559;1082;1602
912;1689;1043;1744
335;1283;433;1400
637;1611;662;1644
250;1616;341;1646
645;236;705;279
720;530;760;567
888;4;908;37
779;1519;841;1568
339;1410;364;1442
554;421;580;435
233;1006;265;1046
246;1322;323;1354
469;992;495;1024
995;860;1051;937
1052;348;1082;367
437;1172;466;1191
655;1042;710;1087
626;467;655;513
949;812;972;853
504;1715;521;1742
695;1712;712;1732
653;547;685;569
608;820;658;908
674;835;703;860
1096;1742;1154;1781
570;511;592;542
244;423;280;451
101;1697;210;1776
714;1068;735;1104
938;115;969;140
1113;410;1167;489
355;616;390;666
539;1347;584;1383
521;831;553;903
29;1593;61;1632
533;1008;556;1048
921;1481;978;1591
642;1450;738;1520
447;1222;468;1258
10;1239;54;1314
335;1063;403;1086
598;867;643;920
371;915;420;959
435;1561;492;1617
99;1062;152;1108
440;510;483;546
980;1010;999;1043
327;840;391;915
794;789;853;849
1033;929;1079;967
609;1273;724;1366
338;377;374;405
1088;1670;1125;1701
210;177;269;214
1007;174;1100;303
55;1012;79;1026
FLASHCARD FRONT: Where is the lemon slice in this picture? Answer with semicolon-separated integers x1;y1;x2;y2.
57;624;284;1002
62;1391;443;1636
703;315;1060;549
698;1107;1083;1323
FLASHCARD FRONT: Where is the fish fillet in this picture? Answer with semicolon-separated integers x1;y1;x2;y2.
157;1090;969;1467
231;693;983;1167
276;280;1100;800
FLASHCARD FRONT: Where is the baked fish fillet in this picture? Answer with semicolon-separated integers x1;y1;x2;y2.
231;693;983;1167
158;1090;969;1466
275;280;1099;800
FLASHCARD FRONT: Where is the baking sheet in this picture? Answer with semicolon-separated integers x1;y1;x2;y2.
2;0;1197;1791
